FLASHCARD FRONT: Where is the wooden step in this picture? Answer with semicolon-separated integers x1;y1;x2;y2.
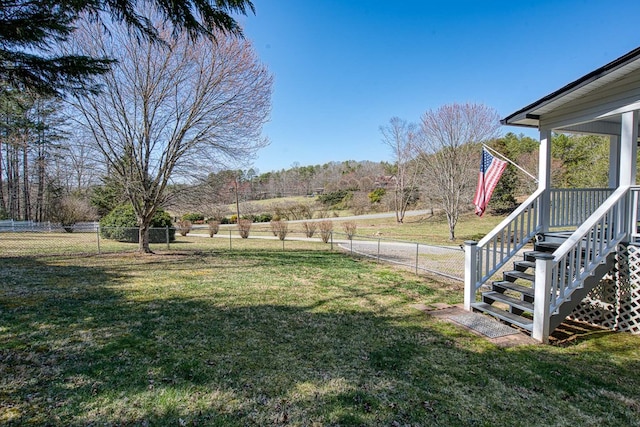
482;291;534;313
471;302;533;331
542;231;573;239
503;270;535;283
523;251;554;262
535;241;561;252
492;281;534;298
540;231;573;245
514;260;535;271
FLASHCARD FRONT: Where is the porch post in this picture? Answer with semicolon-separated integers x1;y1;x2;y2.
538;128;552;233
608;135;620;188
532;253;553;343
619;110;638;187
464;240;478;310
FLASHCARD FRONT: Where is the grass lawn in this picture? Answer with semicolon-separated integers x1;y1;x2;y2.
342;211;506;245
1;250;639;426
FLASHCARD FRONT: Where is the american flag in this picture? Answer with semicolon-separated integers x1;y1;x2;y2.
473;148;507;217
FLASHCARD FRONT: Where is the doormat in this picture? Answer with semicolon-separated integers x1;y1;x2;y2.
449;312;519;338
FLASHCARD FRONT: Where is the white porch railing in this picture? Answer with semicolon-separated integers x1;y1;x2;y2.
464;188;544;309
549;188;615;228
465;186;623;319
533;186;631;341
629;187;640;243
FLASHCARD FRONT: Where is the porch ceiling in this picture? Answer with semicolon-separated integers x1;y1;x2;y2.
502;46;640;132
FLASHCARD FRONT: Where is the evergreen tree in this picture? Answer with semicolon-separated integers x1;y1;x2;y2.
487;133;538;214
0;0;255;95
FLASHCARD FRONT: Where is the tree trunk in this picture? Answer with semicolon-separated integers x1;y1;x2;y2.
35;150;45;222
138;222;153;253
394;190;401;223
0;137;5;215
448;215;456;240
9;142;19;219
22;140;31;220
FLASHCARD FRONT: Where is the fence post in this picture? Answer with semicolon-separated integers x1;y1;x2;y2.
377;238;381;263
415;243;419;275
464;241;478;310
229;229;232;250
330;231;333;251
533;253;554;344
166;226;170;250
350;234;353;254
96;225;101;255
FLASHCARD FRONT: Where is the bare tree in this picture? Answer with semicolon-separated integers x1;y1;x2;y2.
380;117;422;223
417;103;500;240
69;18;272;252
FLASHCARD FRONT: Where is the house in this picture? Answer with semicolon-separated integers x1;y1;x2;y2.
464;46;640;343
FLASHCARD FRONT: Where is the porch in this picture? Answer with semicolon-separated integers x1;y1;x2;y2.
465;47;640;343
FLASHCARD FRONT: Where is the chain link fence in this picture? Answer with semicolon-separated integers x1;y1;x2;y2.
0;221;468;281
333;232;465;281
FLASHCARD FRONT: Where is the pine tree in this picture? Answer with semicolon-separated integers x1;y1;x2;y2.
0;0;255;95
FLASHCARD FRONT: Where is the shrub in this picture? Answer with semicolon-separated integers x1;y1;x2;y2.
317;190;350;208
100;204;175;243
255;213;273;223
51;195;97;232
271;202;314;220
241;213;272;223
349;192;371;216
270;220;288;241
237;218;252;238
302;221;317;238
177;220;192;236
230;214;238;224
368;188;386;204
207;220;220;237
182;213;204;222
319;220;333;243
342;221;357;240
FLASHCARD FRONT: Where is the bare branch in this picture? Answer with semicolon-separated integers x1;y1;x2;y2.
416;103;501;239
67;16;272;252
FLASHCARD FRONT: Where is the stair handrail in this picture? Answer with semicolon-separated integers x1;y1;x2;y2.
472;187;544;290
547;185;630;314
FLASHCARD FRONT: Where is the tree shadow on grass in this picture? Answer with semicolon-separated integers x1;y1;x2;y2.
0;253;639;426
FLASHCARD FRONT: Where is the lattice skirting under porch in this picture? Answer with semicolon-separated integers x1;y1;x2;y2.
569;243;640;334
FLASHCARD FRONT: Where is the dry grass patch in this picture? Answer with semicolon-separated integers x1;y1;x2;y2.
1;251;639;426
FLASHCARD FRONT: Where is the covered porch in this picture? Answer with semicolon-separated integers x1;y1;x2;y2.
464;47;640;343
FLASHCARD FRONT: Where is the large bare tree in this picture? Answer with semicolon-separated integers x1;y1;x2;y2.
380;117;422;223
69;19;272;252
417;103;500;240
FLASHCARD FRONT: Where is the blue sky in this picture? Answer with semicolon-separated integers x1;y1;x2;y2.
240;0;640;173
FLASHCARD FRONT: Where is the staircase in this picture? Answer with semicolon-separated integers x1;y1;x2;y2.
470;231;616;335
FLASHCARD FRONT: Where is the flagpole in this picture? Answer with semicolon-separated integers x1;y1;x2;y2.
482;143;538;183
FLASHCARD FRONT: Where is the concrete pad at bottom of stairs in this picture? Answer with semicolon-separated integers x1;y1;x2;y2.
413;304;538;346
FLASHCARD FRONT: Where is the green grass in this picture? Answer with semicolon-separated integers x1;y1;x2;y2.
348;210;506;245
245;210;507;246
1;250;639;426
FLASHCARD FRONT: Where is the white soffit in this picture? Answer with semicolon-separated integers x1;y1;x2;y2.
503;47;640;127
531;61;640;116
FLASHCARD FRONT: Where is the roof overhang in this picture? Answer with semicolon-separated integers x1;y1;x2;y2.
502;47;640;129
